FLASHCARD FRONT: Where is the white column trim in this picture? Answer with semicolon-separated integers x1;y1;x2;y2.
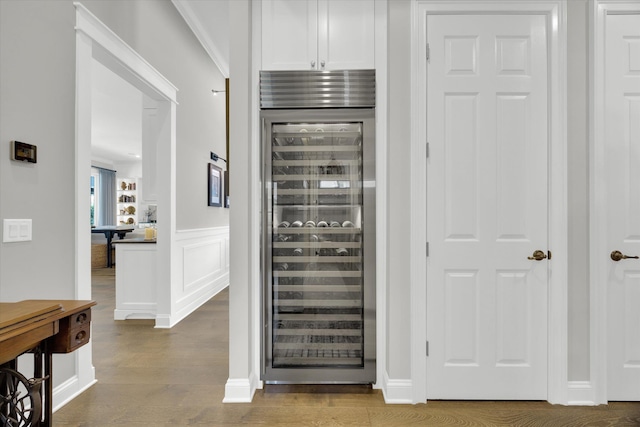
226;0;258;403
411;0;568;404
567;381;597;406
381;372;413;404
251;0;264;396
223;373;260;403
410;0;428;404
374;0;389;395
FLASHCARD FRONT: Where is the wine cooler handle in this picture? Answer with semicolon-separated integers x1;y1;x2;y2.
262;117;269;196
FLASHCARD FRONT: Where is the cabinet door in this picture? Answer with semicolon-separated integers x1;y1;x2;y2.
318;0;375;70
262;0;318;71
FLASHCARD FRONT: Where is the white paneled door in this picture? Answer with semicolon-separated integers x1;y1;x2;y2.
605;13;640;402
426;14;549;399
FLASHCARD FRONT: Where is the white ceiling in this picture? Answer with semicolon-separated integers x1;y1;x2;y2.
91;59;143;165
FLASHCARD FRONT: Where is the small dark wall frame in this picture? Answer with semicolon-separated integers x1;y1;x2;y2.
208;163;223;207
11;140;37;163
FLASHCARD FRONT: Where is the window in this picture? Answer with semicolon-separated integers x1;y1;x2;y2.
90;173;98;226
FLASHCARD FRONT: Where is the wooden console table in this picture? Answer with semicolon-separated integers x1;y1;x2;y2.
0;299;96;426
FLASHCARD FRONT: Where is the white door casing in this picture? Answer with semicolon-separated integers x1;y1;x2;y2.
426;14;549;400
411;0;568;404
605;11;640;403
592;1;640;403
75;3;177;331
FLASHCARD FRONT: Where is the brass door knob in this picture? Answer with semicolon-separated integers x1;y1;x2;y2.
610;250;640;261
528;250;548;261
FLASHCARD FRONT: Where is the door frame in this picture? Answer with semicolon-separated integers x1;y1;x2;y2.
410;0;568;404
74;2;177;329
590;0;640;405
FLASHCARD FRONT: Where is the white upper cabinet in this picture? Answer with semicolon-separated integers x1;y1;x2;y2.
318;0;375;70
261;0;375;71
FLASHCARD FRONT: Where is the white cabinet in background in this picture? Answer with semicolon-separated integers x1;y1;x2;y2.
114;242;157;320
261;0;375;71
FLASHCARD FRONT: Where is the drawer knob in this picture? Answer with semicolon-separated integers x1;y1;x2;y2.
75;330;87;342
76;313;87;324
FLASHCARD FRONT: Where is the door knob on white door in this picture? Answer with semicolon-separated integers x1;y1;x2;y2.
610;250;640;261
528;250;548;261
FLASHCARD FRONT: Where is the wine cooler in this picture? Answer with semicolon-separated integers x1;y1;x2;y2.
260;70;376;384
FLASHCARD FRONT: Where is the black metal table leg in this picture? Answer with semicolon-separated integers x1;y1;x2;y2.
42;340;52;427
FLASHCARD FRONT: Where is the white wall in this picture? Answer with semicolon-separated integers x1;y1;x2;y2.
115;162;142;178
0;0;229;408
0;1;77;303
386;0;412;382
0;0;593;409
83;0;229;231
225;0;594;401
566;0;590;381
0;0;79;393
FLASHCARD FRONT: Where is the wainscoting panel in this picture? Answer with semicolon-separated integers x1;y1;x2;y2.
183;239;223;293
170;226;229;327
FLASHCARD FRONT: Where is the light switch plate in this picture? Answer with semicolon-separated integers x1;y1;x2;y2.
3;219;32;242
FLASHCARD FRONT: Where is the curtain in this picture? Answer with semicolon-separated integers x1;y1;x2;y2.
97;168;116;226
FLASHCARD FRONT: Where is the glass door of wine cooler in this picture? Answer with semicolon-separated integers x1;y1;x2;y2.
262;109;375;384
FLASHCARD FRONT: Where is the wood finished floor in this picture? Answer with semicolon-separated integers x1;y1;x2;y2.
53;268;640;426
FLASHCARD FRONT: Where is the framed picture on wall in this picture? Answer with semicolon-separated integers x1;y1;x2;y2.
208;163;223;207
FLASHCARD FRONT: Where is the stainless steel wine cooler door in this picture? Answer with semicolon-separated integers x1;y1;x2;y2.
261;108;375;384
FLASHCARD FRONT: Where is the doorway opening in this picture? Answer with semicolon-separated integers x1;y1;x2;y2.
75;3;177;326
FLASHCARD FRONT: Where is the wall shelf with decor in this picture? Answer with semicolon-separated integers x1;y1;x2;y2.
117;178;138;225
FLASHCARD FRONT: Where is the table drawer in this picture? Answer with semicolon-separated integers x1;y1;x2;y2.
70;309;91;327
50;309;92;353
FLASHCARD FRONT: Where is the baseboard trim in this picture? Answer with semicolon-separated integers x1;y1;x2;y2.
223;377;257;403
114;305;156;320
174;274;229;319
567;381;599;406
154;314;172;328
381;372;413;404
155;279;228;328
52;375;98;413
